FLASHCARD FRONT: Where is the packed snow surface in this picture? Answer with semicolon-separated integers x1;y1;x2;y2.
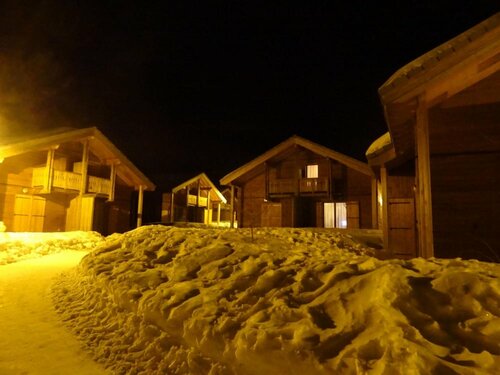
0;250;109;374
52;225;500;374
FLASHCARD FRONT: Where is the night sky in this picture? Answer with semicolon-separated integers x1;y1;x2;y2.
0;1;498;191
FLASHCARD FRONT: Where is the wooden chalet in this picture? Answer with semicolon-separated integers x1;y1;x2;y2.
366;13;500;261
162;173;227;226
220;135;375;229
0;127;155;234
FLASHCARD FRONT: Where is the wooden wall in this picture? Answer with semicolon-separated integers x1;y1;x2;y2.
431;152;500;261
346;168;373;228
429;103;500;261
240;173;266;227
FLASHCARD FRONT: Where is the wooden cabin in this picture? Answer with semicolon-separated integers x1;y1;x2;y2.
162;173;227;226
220;135;376;229
0;127;155;234
366;13;500;261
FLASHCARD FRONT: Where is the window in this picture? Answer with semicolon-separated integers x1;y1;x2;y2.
323;202;347;229
306;164;318;178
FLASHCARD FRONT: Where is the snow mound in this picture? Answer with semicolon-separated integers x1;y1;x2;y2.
53;225;500;374
0;231;104;265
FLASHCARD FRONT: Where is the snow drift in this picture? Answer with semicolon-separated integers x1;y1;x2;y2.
53;225;500;374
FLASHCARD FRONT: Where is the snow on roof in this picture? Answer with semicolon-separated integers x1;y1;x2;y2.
49;225;500;374
365;132;392;158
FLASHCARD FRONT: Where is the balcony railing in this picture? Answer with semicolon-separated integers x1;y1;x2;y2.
88;176;111;195
269;178;296;194
32;167;111;195
269;177;329;195
187;194;208;207
299;177;328;193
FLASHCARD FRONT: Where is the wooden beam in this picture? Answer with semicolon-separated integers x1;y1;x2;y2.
371;177;378;229
415;95;434;258
137;185;144;228
380;166;389;252
80;140;89;196
170;192;175;223
108;163;116;202
264;162;269;201
45;148;55;193
206;188;211;224
217;202;221;227
197;180;201;207
230;185;235;228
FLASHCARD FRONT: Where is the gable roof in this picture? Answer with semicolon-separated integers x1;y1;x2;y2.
379;12;500;105
220;135;373;185
0;127;155;190
173;173;226;203
377;12;500;162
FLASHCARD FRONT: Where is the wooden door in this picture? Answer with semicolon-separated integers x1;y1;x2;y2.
261;202;282;227
346;201;360;229
388;198;416;257
13;195;45;232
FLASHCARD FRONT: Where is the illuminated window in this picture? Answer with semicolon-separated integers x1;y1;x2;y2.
323;202;347;228
306;164;318;178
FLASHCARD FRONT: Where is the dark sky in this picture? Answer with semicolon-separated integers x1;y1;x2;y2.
0;1;498;190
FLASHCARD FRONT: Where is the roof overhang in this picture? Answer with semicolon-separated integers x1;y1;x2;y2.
377;12;500;163
0;127;156;191
220;135;374;186
172;173;226;203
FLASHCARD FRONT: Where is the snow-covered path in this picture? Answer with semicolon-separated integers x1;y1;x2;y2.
0;251;109;375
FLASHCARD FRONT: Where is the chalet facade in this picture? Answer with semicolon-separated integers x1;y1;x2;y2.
162;173;227;226
0;127;155;234
220;136;375;229
367;13;500;261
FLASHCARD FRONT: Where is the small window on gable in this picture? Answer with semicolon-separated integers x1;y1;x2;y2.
306;164;318;178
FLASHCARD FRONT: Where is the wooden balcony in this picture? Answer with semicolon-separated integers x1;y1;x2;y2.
187;194;208;207
269;177;329;195
32;167;111;196
299;177;329;193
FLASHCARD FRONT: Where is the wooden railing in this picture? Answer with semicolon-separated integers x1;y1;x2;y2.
187;194;208;207
269;177;329;195
269;178;296;194
299;177;328;193
88;176;111;195
32;167;111;195
53;170;81;190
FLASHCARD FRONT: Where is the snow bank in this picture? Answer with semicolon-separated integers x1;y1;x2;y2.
0;231;104;265
53;225;500;374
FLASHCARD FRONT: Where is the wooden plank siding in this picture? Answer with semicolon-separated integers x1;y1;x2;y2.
0;127;154;234
224;137;373;229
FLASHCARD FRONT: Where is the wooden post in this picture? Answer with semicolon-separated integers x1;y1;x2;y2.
264;162;269;200
45;148;55;193
381;166;389;252
108;163;116;202
217;202;221;226
196;180;201;207
327;158;332;200
80;140;89;196
371;177;378;229
170;192;175;223
415;95;434;258
206;189;211;224
230;185;235;228
137;185;144;228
